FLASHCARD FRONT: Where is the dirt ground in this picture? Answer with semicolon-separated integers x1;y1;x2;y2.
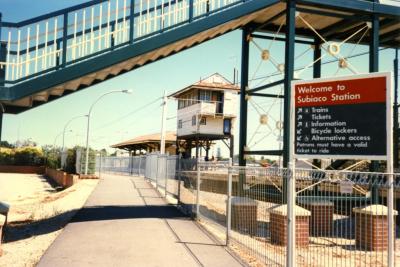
0;173;98;267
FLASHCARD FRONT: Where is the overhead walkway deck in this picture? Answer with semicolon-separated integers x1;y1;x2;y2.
37;174;244;267
0;0;399;113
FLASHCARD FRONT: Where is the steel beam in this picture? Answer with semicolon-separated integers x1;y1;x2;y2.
296;7;368;20
284;2;296;266
239;28;250;167
369;9;380;203
247;79;284;93
394;49;399;169
250;33;313;45
238;27;251;196
244;150;283;156
283;2;296;168
248;93;284;98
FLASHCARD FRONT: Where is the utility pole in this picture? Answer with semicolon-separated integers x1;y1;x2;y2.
160;90;168;154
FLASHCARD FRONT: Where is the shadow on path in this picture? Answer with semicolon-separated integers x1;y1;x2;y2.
4;204;188;243
71;204;187;222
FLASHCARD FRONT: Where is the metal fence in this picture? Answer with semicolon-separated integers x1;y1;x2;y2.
97;154;399;267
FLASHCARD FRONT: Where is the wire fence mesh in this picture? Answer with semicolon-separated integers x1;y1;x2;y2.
97;155;399;267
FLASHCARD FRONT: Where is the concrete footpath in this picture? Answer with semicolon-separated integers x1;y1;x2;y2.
38;174;245;267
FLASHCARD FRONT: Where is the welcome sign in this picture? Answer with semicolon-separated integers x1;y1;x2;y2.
291;72;391;160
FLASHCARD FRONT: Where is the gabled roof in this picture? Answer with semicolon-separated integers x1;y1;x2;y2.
111;131;176;148
169;73;239;98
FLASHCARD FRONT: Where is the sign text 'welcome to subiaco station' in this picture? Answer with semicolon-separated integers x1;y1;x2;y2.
293;73;390;159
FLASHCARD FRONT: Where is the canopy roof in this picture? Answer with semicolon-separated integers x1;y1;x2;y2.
111;131;176;151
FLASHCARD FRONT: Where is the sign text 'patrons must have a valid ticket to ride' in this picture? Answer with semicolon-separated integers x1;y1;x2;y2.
292;73;391;159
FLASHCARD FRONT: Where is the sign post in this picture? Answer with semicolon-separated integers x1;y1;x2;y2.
290;72;393;267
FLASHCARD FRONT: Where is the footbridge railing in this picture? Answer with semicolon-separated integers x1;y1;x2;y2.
0;0;243;85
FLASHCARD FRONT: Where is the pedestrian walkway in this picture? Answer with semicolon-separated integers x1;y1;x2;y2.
38;174;244;267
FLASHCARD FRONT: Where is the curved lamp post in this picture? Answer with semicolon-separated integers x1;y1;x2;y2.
54;130;71;148
61;114;88;168
84;89;132;174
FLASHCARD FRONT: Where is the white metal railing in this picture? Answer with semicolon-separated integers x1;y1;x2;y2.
0;0;243;84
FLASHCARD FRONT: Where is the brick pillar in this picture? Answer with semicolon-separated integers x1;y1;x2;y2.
299;200;334;236
353;204;398;251
270;204;311;247
0;214;5;256
231;196;258;235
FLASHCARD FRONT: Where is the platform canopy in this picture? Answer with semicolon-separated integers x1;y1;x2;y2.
111;131;177;154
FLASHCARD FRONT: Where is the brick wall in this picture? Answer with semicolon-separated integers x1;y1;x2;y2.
45;168;78;188
0;165;45;174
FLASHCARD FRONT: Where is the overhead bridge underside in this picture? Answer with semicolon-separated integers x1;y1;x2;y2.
0;0;399;113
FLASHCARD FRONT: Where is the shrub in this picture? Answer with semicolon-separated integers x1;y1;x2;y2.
45;151;60;169
0;146;44;166
64;148;77;174
0;148;14;165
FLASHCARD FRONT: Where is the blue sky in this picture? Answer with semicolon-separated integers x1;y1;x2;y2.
0;0;398;156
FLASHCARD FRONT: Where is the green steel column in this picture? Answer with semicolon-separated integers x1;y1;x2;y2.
238;27;250;196
394;49;399;170
284;2;297;265
282;0;296;203
369;10;380;204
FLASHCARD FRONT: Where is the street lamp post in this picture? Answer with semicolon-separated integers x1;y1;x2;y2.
61;115;88;168
84;90;132;175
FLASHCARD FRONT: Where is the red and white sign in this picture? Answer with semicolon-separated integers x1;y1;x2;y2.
291;72;391;160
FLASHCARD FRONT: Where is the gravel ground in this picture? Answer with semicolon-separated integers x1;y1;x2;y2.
0;173;98;267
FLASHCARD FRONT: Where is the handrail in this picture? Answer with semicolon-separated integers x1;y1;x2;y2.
2;0;110;28
0;0;244;84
